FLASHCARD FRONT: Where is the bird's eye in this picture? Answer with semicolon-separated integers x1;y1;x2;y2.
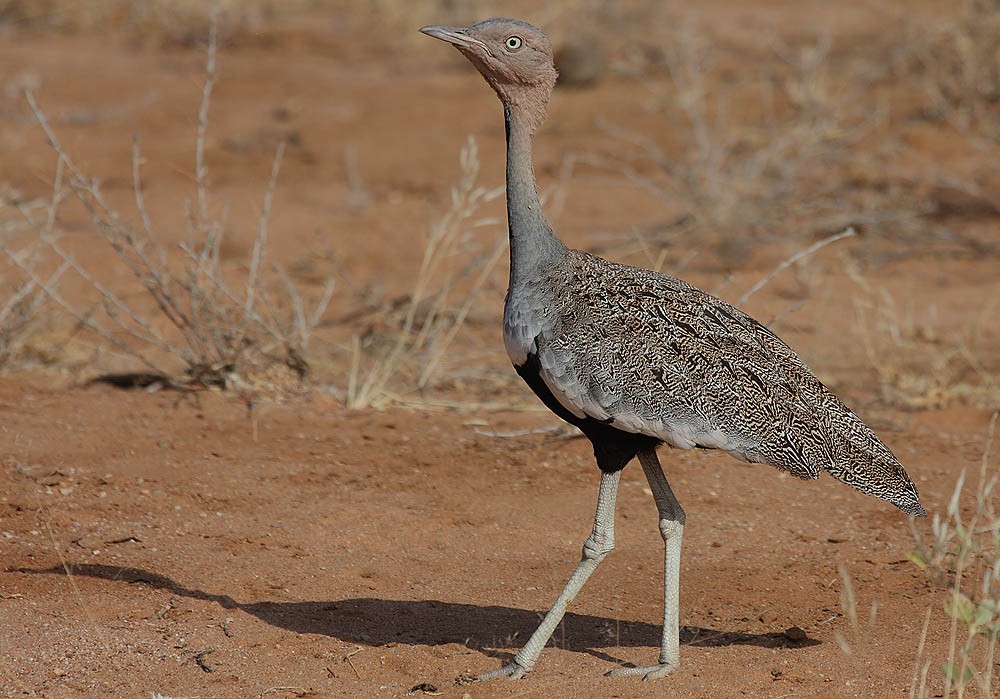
505;36;523;51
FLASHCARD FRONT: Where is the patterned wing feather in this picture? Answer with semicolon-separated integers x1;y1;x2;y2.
525;250;924;515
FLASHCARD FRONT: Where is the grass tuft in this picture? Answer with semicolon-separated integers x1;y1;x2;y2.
0;189;67;368
344;136;504;409
848;265;999;410
894;0;1000;143
909;411;1000;698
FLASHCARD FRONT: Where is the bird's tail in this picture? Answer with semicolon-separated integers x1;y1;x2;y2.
824;404;927;517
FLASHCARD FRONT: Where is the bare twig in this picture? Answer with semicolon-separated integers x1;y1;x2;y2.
193;647;215;673
737;226;856;307
195;20;217;228
245;142;285;330
909;607;933;699
42;513;112;655
472;424;569;438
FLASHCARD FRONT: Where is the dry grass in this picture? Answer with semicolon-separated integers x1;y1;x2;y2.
0;189;66;368
848;263;999;410
835;413;1000;697
909;411;1000;698
1;24;333;392
0;1;995;410
343;137;504;409
567;19;934;259
0;0;299;45
894;0;1000;144
875;0;1000;238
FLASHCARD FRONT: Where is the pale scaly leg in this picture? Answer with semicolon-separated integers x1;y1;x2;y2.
479;469;621;680
607;448;685;680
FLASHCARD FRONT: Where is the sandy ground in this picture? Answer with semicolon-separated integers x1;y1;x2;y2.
1;3;998;698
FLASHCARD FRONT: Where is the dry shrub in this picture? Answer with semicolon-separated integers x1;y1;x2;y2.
344;137;504;409
0;190;66;367
2;26;332;392
0;0;304;45
909;412;1000;698
371;0;566;32
849;265;999;410
858;0;1000;248
0;0;118;33
579;20;930;254
126;0;298;47
896;0;1000;141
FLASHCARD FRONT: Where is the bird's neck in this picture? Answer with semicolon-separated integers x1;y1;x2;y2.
504;104;564;288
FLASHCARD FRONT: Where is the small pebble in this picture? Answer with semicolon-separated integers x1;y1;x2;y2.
784;626;807;642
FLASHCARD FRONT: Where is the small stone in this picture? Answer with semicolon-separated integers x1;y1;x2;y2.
784;626;807;642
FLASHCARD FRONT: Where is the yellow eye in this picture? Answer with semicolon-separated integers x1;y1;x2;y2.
505;36;523;51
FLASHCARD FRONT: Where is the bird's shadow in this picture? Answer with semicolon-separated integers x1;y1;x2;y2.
13;564;819;666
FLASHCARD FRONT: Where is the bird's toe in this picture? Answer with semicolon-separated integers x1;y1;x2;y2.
478;661;529;681
641;663;679;681
605;661;679;680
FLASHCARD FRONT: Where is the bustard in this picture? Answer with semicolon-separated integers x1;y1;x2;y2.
420;17;926;682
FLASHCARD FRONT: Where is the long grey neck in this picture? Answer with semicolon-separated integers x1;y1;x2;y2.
504;104;565;288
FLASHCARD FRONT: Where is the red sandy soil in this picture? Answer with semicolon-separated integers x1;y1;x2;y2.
1;3;998;698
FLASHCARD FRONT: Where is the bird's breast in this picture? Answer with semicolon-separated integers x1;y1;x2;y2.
502;289;553;368
502;310;535;367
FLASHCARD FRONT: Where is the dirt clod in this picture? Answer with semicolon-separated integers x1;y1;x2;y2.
783;626;808;642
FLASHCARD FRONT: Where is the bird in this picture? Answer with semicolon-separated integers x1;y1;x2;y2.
420;18;926;682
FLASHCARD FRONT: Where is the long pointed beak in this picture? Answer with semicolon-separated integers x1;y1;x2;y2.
419;24;491;54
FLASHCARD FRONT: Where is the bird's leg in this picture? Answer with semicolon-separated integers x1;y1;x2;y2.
607;448;685;681
478;469;621;681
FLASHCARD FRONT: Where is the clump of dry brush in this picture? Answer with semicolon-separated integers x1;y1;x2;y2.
909;412;1000;698
0;190;66;368
343;136;506;410
895;0;1000;143
0;0;284;46
848;267;999;411
1;25;332;393
560;18;931;253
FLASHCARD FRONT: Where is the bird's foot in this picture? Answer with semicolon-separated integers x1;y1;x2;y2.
478;660;530;681
605;661;679;681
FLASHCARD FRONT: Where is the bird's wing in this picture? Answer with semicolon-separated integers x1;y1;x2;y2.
534;252;829;477
528;250;923;515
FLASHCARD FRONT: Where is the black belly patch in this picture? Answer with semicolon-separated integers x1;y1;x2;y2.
515;351;661;473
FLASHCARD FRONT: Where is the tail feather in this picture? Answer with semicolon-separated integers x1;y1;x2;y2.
828;434;926;516
823;395;926;517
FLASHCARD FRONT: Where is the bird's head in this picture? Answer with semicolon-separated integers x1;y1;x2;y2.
420;18;557;134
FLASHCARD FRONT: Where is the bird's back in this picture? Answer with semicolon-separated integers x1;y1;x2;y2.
504;248;925;516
